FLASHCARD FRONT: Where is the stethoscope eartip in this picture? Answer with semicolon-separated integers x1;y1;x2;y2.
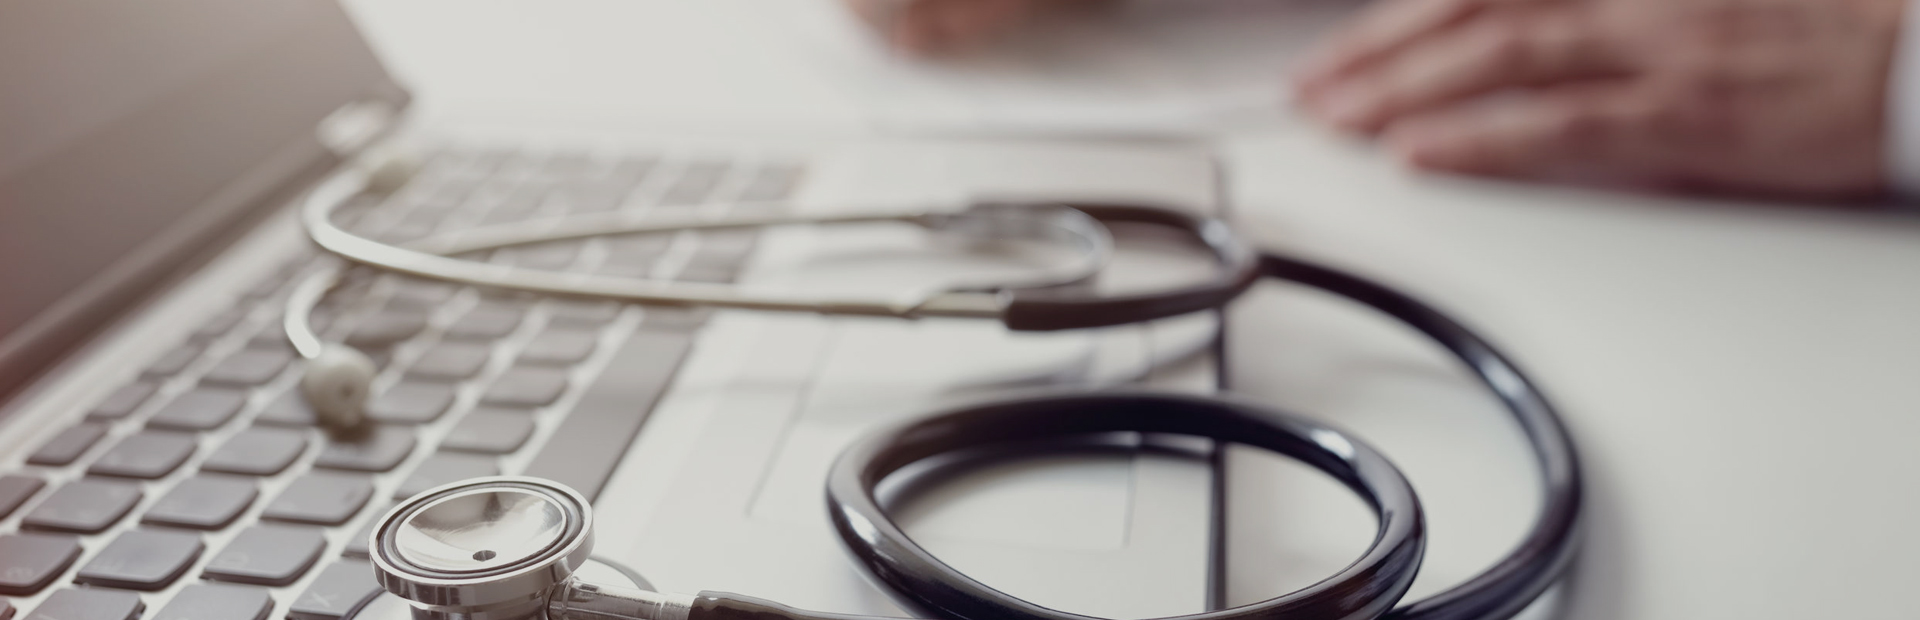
302;345;377;433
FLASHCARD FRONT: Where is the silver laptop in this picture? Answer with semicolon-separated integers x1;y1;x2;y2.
0;3;1227;620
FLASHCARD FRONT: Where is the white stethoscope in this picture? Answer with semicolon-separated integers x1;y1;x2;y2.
291;167;1583;620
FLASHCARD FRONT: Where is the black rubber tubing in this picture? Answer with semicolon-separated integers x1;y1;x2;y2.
692;253;1582;620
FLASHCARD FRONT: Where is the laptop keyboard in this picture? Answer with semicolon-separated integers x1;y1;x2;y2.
0;146;804;620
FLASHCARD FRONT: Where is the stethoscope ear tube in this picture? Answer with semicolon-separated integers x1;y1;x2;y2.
1000;204;1262;331
824;391;1428;620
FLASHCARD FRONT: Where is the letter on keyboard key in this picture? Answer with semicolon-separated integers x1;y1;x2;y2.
22;589;143;620
74;529;204;591
439;409;534;454
201;427;309;476
88;381;158;421
203;525;325;586
201;348;294;387
148;388;247;431
481;366;569;408
22;480;142;533
368;383;455;425
314;426;415;472
0;476;46;519
88;430;197;479
393;453;499;500
289;561;380;620
26;423;107;466
262;472;372;525
152;584;274;620
407;342;491;381
0;534;82;595
142;475;258;530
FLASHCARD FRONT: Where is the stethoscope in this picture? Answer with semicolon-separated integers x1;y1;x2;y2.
289;167;1582;620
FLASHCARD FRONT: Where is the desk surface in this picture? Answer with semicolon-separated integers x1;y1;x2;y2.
340;1;1920;617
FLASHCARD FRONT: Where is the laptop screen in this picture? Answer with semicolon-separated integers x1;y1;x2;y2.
0;0;401;403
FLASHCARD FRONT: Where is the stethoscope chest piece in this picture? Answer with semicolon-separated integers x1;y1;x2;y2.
370;477;597;620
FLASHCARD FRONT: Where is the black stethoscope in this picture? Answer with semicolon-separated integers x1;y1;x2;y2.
292;168;1581;620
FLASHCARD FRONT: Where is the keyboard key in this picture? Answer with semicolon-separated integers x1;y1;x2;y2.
26;423;108;466
142;475;257;530
202;427;309;476
525;330;694;501
388;279;459;306
445;303;524;340
393;454;499;500
152;584;274;620
21;589;143;620
345;310;429;349
639;307;710;331
609;157;657;184
546;300;622;327
88;430;196;479
74;529;203;591
439;409;535;454
340;513;381;559
518;328;597;366
661;161;727;204
2;599;11;620
88;381;159;421
22;480;141;533
203;525;325;586
191;309;247;342
314;426;415;472
263;472;372;525
499;242;580;270
289;561;380;620
481;366;569;408
407;341;491;381
144;343;204;377
202;348;294;387
367;383;454;425
0;476;45;519
676;264;737;284
695;230;756;263
739;164;803;201
246;330;295;352
257;390;317;426
148;387;247;431
0;534;82;595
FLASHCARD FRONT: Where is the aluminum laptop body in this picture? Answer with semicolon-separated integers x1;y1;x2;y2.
0;3;1225;620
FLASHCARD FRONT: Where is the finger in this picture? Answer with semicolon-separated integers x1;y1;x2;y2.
1310;9;1629;134
1295;0;1559;95
1383;84;1661;180
921;0;1031;52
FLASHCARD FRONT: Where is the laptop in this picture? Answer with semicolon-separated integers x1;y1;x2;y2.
0;3;1228;620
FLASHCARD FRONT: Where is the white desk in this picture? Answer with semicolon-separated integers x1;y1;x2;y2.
340;1;1920;617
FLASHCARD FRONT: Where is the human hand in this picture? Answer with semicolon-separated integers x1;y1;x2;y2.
842;0;1105;56
1292;0;1907;197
